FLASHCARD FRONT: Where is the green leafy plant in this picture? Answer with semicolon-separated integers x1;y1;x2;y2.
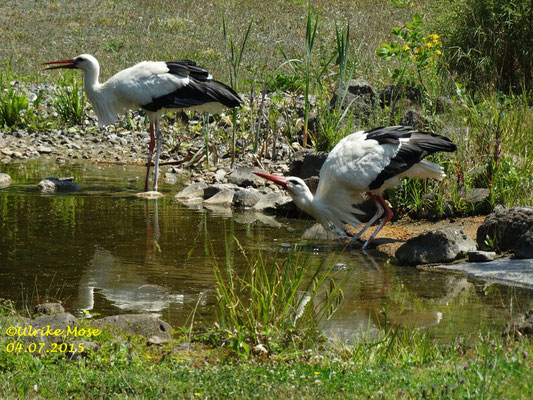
376;13;443;94
52;71;86;125
0;67;42;130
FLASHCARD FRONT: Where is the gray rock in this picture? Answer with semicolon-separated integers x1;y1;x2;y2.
203;183;239;200
227;167;264;188
253;191;292;212
288;150;328;179
36;145;52;154
396;227;477;266
400;110;425;129
0;172;12;188
477;207;533;252
91;314;172;340
174;182;207;199
203;188;235;205
379;85;422;108
164;172;177;185
38;177;81;193
515;230;533;259
24;312;78;345
34;303;65;315
330;79;376;121
465;188;492;214
233;188;261;208
214;169;227;182
66;340;99;360
504;309;533;338
467;250;497;262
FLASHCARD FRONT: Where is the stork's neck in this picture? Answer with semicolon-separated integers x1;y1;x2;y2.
290;187;318;219
82;63;101;95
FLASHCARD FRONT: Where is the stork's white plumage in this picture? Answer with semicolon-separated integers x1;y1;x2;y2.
43;54;242;192
254;126;457;249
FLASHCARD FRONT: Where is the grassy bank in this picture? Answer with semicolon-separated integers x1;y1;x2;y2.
1;308;532;399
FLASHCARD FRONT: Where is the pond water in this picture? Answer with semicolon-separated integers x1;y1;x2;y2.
1;161;533;342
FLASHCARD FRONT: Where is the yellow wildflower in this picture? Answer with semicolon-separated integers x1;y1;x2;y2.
402;44;410;51
426;42;434;48
436;49;442;55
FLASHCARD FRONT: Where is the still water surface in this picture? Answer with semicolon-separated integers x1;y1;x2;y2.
1;161;532;342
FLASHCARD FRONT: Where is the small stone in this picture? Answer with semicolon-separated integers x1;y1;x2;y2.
0;173;12;188
467;250;497;262
34;303;65;315
36;145;52;154
38;177;81;193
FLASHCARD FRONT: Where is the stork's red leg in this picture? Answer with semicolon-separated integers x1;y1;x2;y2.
348;192;383;247
361;194;394;250
152;119;162;192
144;121;155;192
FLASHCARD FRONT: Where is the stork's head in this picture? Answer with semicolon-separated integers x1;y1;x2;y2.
42;54;99;73
253;171;314;212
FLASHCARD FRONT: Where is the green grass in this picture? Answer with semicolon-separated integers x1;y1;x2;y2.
1;299;532;399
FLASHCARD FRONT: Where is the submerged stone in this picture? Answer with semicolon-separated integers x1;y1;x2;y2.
38;177;81;193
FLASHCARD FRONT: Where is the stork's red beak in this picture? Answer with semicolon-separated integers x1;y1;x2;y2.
253;171;288;189
41;58;76;71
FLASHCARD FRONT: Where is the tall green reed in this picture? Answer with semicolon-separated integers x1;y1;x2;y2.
212;236;348;356
222;12;253;165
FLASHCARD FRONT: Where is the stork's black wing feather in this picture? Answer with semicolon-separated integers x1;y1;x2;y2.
142;78;242;112
366;126;457;190
166;60;211;81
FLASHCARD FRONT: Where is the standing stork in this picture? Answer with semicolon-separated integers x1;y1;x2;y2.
254;126;457;250
42;54;242;192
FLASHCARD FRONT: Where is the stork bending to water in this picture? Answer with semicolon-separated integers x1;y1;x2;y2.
254;126;457;249
43;54;242;192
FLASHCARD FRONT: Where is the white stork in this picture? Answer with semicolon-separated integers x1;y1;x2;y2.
42;54;242;192
254;126;457;249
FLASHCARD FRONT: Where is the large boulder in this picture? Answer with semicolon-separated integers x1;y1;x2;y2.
91;314;173;342
396;227;477;266
329;79;376;121
174;182;207;200
477;207;533;252
515;230;533;259
288;150;328;179
24;312;78;346
233;188;261;208
227;167;265;188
